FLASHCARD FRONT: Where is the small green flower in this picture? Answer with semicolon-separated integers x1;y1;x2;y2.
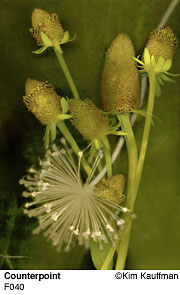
69;98;126;177
30;9;74;54
23;78;71;148
69;98;125;146
101;34;140;113
69;98;110;141
134;27;178;96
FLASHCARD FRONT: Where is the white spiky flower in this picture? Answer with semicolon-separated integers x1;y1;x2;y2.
20;139;131;252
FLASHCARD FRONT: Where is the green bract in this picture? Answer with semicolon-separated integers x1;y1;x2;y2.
137;48;172;74
134;48;179;96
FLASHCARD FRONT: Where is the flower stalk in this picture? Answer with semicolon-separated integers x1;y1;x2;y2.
118;114;138;197
53;43;80;99
115;73;156;270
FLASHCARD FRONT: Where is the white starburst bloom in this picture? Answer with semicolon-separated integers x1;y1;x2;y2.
20;140;130;252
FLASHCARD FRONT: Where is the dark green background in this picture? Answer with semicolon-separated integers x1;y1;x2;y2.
0;0;180;269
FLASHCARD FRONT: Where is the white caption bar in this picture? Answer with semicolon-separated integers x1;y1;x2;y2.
0;270;179;295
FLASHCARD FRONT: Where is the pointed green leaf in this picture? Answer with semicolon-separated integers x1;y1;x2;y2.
32;46;48;54
90;240;113;270
40;32;53;47
61;97;69;113
162;59;172;72
57;114;72;121
60;31;70;45
151;55;156;69
160;73;175;83
155;56;165;72
144;48;150;66
165;72;180;77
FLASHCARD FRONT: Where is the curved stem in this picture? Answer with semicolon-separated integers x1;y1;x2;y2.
53;44;80;99
115;74;156;270
57;121;91;176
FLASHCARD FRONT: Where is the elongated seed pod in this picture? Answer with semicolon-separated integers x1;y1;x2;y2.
144;27;178;61
30;9;64;45
69;98;109;141
101;34;140;113
23;78;62;125
96;174;125;205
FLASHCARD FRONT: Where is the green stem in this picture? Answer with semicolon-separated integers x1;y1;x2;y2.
115;73;156;270
118;114;138;200
114;114;138;269
133;74;156;203
57;121;91;176
100;114;138;269
53;44;80;99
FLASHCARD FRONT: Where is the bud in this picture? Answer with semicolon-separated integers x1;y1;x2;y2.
144;27;178;61
23;78;62;125
101;34;140;113
30;9;64;46
96;174;125;205
69;98;109;141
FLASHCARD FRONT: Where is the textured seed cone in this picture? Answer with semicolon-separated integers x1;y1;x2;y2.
101;34;140;113
69;98;109;141
144;27;178;61
96;174;125;205
23;78;62;125
30;9;64;45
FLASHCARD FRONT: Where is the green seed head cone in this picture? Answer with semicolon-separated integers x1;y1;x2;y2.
30;9;64;45
96;174;125;205
101;34;140;113
69;98;109;141
24;78;62;125
144;27;178;61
